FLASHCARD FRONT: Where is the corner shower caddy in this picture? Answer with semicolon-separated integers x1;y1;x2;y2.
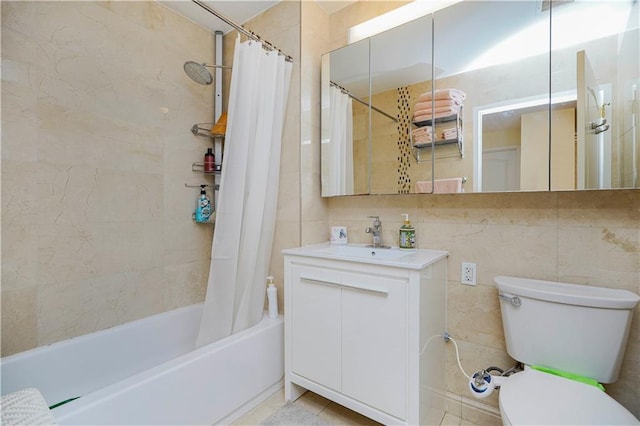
192;129;224;174
411;108;463;162
188;125;224;224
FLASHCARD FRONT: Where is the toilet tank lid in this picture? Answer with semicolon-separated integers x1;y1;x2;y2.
494;276;640;309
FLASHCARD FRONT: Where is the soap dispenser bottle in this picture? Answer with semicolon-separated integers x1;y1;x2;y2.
194;186;212;223
399;213;415;249
266;276;278;319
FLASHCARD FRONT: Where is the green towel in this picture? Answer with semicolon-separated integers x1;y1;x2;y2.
531;365;605;391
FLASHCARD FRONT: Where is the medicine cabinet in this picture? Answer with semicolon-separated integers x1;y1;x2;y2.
320;0;640;195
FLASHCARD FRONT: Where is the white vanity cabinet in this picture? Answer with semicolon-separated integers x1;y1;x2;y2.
283;243;448;425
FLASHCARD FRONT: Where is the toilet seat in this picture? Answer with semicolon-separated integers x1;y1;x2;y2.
499;369;639;425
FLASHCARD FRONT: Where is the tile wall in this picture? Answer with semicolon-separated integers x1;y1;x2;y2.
1;1;217;355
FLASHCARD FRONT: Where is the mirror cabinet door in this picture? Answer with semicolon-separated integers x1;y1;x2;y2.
321;38;370;197
369;14;433;195
432;1;552;193
554;0;639;190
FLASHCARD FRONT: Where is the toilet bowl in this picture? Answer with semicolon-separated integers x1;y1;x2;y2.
494;276;640;425
499;368;639;425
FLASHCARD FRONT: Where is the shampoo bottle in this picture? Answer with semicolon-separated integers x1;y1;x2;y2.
266;276;278;319
204;148;215;172
195;186;212;222
399;213;416;249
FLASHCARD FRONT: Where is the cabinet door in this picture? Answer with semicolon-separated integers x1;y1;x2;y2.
341;274;408;420
290;268;342;391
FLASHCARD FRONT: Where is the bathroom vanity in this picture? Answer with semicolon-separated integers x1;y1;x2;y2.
282;243;448;425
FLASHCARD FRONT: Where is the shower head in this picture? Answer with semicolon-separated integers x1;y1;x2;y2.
184;61;213;85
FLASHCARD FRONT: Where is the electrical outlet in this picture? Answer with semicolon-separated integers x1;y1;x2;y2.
461;262;476;285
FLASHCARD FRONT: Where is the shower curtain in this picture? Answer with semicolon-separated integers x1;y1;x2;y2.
325;86;354;195
196;36;292;347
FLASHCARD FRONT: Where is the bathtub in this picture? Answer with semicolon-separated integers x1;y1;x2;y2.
1;303;284;425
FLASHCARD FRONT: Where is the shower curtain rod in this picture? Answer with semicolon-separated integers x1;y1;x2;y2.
192;0;293;63
330;81;398;123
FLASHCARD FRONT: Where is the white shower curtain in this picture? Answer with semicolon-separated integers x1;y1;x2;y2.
196;36;292;347
326;86;354;195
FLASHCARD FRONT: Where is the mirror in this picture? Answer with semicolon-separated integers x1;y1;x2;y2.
370;14;433;195
554;0;639;190
321;0;639;196
321;37;370;196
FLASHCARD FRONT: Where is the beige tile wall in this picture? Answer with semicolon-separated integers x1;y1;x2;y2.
1;1;217;355
304;1;640;420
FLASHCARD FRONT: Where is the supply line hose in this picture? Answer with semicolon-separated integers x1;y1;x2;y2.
445;335;471;380
446;333;523;399
485;366;504;375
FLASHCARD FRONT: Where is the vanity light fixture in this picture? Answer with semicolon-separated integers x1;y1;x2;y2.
348;0;462;44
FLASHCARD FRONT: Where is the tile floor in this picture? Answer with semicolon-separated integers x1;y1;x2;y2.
232;389;479;426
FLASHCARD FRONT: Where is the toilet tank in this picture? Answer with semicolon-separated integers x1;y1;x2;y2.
495;276;640;383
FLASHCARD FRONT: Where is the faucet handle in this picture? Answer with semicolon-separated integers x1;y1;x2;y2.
368;215;381;228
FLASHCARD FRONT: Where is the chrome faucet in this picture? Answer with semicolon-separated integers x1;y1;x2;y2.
365;216;383;247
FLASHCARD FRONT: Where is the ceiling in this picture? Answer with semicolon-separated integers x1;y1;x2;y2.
159;1;280;34
159;1;355;34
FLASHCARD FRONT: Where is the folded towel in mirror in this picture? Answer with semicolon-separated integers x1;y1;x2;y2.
412;126;433;145
441;126;461;140
415;178;463;194
412;126;432;136
414;99;462;111
413;105;460;118
414;109;459;123
417;88;466;103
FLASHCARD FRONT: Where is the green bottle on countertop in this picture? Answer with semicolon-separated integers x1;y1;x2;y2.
399;213;415;249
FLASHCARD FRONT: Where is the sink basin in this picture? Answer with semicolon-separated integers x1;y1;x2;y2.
282;243;449;270
317;244;414;260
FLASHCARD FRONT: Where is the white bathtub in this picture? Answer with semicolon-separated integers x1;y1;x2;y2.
1;303;284;425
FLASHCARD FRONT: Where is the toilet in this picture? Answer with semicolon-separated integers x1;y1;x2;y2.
494;276;640;425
